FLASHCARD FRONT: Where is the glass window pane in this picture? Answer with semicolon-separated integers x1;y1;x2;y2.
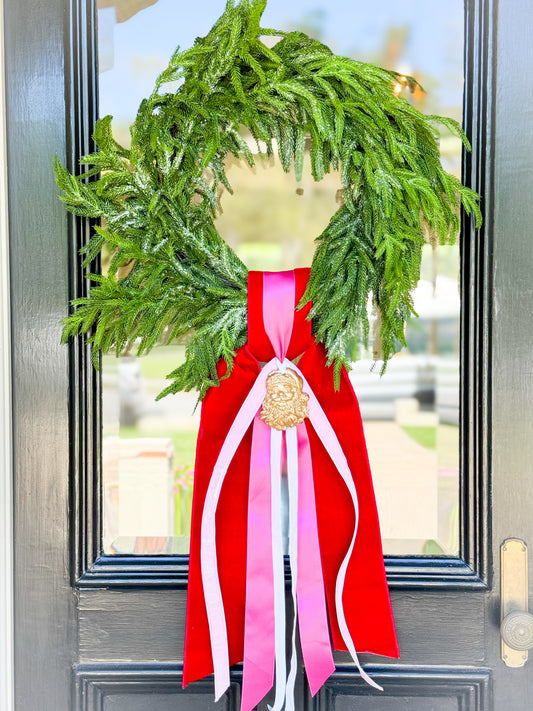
98;0;464;557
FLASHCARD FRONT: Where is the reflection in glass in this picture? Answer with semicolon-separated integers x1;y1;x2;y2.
98;0;463;557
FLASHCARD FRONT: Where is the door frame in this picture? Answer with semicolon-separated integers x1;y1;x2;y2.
5;0;77;707
69;0;494;592
0;0;14;708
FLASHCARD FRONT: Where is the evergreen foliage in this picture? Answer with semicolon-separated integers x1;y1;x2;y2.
56;0;481;399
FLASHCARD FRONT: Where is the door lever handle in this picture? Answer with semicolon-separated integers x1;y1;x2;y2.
501;539;531;666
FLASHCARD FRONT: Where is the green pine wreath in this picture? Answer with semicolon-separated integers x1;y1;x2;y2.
55;0;481;401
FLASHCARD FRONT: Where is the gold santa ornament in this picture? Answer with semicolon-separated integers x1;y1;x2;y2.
260;368;310;430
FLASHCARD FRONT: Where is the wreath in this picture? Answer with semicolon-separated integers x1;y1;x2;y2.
55;0;481;400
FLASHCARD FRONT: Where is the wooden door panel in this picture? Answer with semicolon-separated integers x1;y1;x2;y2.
73;669;491;710
78;590;186;662
311;668;490;711
105;697;221;711
75;666;239;711
74;664;490;711
326;699;458;711
77;589;487;668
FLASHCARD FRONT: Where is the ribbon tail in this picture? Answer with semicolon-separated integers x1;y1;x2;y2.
288;360;383;693
241;415;275;711
201;359;279;701
283;426;299;711
295;423;335;695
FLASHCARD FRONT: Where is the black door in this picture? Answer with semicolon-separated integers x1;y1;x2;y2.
6;1;533;709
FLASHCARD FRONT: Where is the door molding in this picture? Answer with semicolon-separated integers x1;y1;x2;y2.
460;0;496;594
74;663;240;711
73;662;491;711
0;0;14;707
311;665;491;710
68;0;495;591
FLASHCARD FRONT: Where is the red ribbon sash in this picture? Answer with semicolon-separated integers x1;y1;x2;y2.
183;269;399;708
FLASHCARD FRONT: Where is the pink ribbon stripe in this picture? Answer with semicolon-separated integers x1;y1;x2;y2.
296;423;335;695
241;414;275;711
262;271;295;361
242;271;296;711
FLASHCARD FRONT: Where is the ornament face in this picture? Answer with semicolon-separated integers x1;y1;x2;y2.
260;368;309;430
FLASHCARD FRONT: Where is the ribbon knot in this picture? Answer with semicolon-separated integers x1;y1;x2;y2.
200;271;382;711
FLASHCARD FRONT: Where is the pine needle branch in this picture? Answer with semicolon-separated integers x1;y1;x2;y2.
56;0;481;398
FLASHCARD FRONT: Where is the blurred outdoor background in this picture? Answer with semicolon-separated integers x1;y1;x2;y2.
98;0;464;558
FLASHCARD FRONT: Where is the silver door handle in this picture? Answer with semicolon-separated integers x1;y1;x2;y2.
501;539;531;666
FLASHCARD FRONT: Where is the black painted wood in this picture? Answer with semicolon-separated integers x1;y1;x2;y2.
7;0;533;708
77;589;486;665
74;664;240;711
460;0;494;591
76;553;487;589
73;663;491;711
4;0;77;708
310;666;491;711
65;0;102;585
487;0;533;708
